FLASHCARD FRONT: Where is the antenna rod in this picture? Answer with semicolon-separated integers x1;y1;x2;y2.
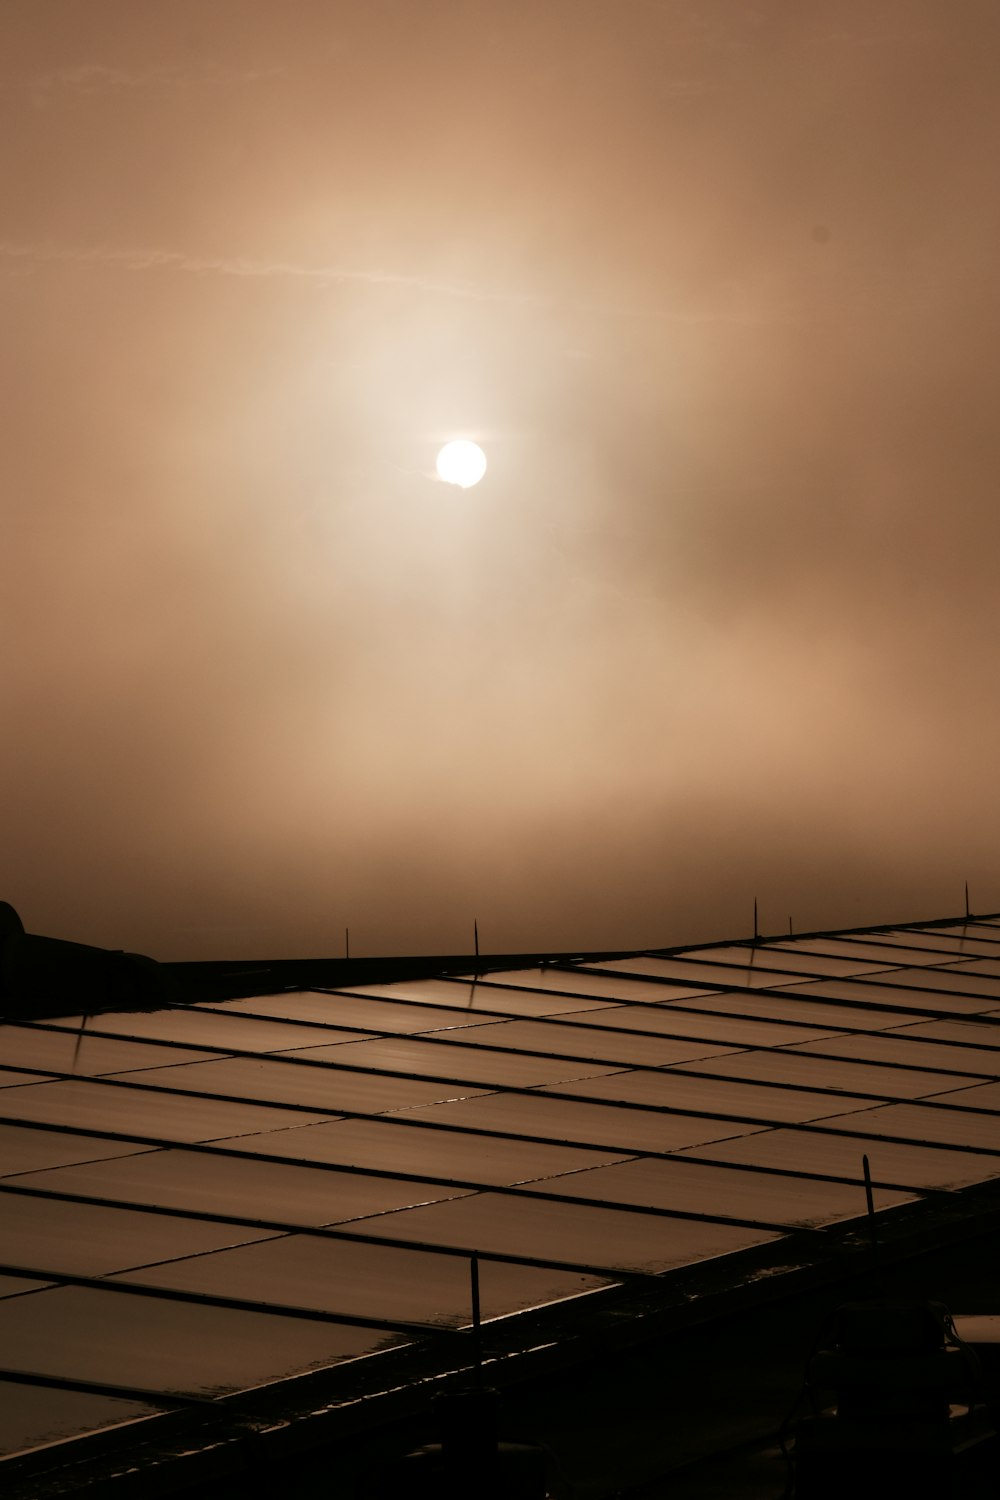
862;1153;878;1263
470;1250;483;1384
72;1013;89;1073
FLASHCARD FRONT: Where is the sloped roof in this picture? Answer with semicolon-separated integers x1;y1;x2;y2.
3;915;1000;1473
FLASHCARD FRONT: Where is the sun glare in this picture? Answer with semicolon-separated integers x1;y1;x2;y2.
436;439;487;489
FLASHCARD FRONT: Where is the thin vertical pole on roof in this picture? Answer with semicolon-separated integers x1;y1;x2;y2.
788;915;793;936
862;1154;878;1264
470;1250;483;1384
71;1013;89;1073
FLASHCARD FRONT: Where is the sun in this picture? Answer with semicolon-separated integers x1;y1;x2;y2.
436;439;487;489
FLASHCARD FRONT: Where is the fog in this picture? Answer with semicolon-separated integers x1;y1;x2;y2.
3;1;999;958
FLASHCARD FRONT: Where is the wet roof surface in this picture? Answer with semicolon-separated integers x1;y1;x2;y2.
3;916;1000;1461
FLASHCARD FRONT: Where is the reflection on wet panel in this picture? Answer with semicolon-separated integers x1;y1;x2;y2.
0;1069;53;1087
108;1058;491;1114
671;1049;982;1101
543;1069;877;1125
202;989;505;1031
407;1089;764;1154
349;978;617;1016
0;1122;152;1177
589;956;806;990
423;1017;740;1068
214;1115;630;1185
358;1190;777;1273
794;1031;1000;1081
814;1101;1000;1153
0;1379;157;1459
0;1285;403;1395
0;1077;339;1141
778;937;944;968
469;969;719;1006
0;1192;277;1277
0;1023;216;1077
283;1035;620;1089
565;1004;837;1048
669;946;895;979
870;966;1000;1000
524;1156;912;1227
671;992;931;1031
781;978;994;1014
115;1233;608;1326
687;1129;1000;1192
57;1009;369;1055
12;1147;471;1226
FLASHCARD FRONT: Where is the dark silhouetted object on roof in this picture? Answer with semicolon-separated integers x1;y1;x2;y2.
0;901;167;1016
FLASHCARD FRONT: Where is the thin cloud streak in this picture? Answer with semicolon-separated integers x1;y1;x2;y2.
0;239;792;326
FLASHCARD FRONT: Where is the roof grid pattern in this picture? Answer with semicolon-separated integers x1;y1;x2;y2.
2;914;999;1461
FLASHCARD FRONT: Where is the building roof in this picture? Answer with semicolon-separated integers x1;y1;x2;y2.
4;913;1000;1488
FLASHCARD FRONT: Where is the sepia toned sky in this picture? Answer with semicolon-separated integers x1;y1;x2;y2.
3;1;999;960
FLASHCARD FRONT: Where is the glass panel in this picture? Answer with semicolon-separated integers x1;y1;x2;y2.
0;1069;52;1087
349;977;618;1017
688;981;987;1020
893;1019;1000;1052
0;1077;339;1141
843;931;1000;960
0;1380;156;1459
929;1081;1000;1113
668;996;911;1032
0;1023;216;1076
916;923;1000;943
0;1274;52;1296
111;1058;491;1114
424;1018;740;1069
471;969;720;1006
116;1233;607;1326
0;1123;152;1177
544;1071;876;1124
14;1150;469;1227
358;1190;777;1273
794;1031;1000;1081
283;1036;621;1090
202;989;502;1034
56;1008;370;1054
866;967;1000;1001
671;1050;982;1101
406;1091;764;1154
338;978;511;1007
673;946;895;979
563;1005;839;1048
0;1192;277;1276
589;956;805;990
0;1284;403;1395
931;957;1000;981
527;1156;912;1227
213;1116;629;1186
775;937;947;968
814;1101;1000;1153
689;1129;1000;1192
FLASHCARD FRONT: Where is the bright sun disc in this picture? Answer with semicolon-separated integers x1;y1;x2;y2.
436;439;487;488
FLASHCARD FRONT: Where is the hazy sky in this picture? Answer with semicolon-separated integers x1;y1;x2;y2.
3;1;999;960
